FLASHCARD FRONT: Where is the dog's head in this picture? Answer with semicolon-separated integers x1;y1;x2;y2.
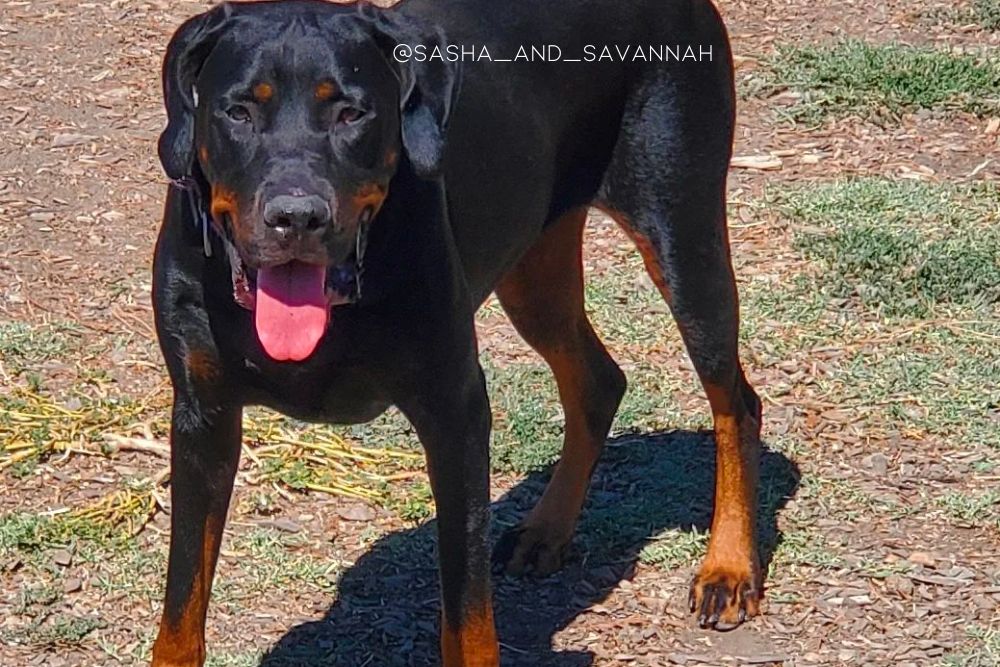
160;1;459;361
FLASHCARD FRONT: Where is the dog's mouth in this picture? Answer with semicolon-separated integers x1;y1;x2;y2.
224;212;371;363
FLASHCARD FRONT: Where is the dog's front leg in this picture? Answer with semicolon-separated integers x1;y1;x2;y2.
398;349;500;667
151;397;241;667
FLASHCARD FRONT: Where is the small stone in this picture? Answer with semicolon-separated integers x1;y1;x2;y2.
886;575;914;596
52;549;73;567
908;551;936;568
51;133;97;148
266;517;302;533
337;504;376;522
864;453;889;475
63;577;83;593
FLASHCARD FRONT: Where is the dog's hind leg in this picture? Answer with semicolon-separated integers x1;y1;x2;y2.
493;207;627;576
599;192;763;628
595;40;763;627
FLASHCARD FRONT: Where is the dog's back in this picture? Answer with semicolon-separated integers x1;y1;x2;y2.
394;0;735;300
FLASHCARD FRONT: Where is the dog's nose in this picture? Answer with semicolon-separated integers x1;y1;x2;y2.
263;195;331;232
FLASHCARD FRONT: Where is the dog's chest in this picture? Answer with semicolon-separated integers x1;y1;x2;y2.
238;357;392;425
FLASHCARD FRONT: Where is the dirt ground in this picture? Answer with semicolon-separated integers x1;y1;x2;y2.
1;1;998;666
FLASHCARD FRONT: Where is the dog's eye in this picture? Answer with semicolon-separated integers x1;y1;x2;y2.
226;105;252;123
337;107;365;125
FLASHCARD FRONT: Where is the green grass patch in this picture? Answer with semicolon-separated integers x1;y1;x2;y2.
205;652;267;667
0;321;78;377
386;479;435;524
2;612;104;649
584;253;671;347
614;362;701;435
215;529;340;600
746;178;1000;454
923;0;1000;31
770;528;844;570
857;557;914;579
486;357;691;475
747;40;1000;122
774;179;1000;318
639;528;708;569
944;626;1000;666
0;512;163;653
0;501;148;559
487;361;564;474
841;325;999;449
936;490;1000;527
974;0;1000;30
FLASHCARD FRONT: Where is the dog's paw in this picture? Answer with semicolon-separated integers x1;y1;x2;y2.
493;524;570;577
688;566;761;629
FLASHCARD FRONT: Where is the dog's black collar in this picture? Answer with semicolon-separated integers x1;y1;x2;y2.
169;174;253;310
354;210;372;301
169;175;214;258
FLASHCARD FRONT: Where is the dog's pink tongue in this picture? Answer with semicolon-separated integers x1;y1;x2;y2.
255;262;328;362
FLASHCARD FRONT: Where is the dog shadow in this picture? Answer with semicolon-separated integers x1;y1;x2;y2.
260;430;800;666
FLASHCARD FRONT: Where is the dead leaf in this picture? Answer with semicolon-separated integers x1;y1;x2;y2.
51;133;97;148
731;155;783;170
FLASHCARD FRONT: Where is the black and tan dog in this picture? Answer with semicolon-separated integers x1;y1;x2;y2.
151;0;763;664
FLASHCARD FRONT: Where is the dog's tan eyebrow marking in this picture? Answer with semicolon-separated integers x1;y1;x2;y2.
314;81;337;101
252;82;274;103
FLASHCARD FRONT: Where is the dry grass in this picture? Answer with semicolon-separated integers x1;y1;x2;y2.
0;384;422;516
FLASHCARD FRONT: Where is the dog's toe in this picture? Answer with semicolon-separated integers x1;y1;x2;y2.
689;568;760;629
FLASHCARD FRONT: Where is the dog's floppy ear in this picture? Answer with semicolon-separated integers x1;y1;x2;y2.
366;8;462;178
159;3;234;181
